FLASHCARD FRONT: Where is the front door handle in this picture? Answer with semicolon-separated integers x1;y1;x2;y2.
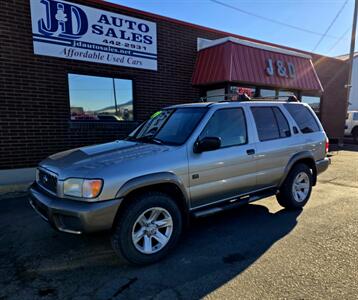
246;149;255;155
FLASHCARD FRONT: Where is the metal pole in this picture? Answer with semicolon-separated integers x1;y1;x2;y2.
112;78;118;115
346;0;358;112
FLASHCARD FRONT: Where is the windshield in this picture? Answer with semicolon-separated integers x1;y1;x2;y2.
128;107;207;145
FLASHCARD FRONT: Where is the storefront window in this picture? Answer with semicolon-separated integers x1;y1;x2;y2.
279;90;295;97
230;86;255;100
68;74;134;121
301;96;321;115
206;88;225;102
259;89;277;98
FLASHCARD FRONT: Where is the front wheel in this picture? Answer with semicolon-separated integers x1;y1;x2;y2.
111;191;183;265
276;163;313;209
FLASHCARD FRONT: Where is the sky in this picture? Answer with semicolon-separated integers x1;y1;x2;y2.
105;0;356;57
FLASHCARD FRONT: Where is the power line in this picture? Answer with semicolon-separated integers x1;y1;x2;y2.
312;0;349;51
208;0;342;40
327;26;352;53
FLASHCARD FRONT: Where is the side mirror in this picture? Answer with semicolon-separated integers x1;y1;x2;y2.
194;137;221;153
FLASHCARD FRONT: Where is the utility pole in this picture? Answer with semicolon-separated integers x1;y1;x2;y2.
346;0;358;113
113;78;118;115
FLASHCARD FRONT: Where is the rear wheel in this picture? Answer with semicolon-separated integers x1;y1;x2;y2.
111;191;183;265
276;163;312;209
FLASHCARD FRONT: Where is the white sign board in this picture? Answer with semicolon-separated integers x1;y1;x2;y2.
30;0;157;70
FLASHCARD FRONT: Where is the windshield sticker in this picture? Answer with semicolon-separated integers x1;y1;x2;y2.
150;111;162;119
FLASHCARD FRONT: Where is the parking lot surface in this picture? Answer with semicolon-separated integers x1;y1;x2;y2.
0;146;357;300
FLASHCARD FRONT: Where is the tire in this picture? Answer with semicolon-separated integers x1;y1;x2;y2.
276;163;313;210
111;191;183;265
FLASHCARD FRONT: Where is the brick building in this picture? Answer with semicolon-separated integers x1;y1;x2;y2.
0;0;349;176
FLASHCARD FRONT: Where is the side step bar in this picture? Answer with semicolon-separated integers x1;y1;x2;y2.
192;188;278;218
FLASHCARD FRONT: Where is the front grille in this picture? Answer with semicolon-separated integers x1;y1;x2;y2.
38;169;57;194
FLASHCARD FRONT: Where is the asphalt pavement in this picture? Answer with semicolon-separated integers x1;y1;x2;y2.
0;146;357;300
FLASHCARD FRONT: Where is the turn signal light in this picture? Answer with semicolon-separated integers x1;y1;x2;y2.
83;179;103;198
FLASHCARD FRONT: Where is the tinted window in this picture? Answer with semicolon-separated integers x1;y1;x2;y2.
353;113;358;121
273;107;291;138
284;104;320;133
251;107;280;141
199;108;247;147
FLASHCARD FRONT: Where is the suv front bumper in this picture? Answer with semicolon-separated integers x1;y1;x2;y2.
28;184;122;234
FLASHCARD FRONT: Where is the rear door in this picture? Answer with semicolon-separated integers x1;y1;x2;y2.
188;107;257;209
250;105;301;189
283;103;325;161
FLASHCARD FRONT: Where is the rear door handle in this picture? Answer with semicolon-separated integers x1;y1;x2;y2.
246;149;255;155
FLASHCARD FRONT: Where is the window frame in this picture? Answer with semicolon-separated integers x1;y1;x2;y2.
197;107;249;149
67;72;137;123
251;106;292;142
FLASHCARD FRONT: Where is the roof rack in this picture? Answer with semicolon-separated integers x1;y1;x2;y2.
199;94;300;103
250;95;300;102
199;93;251;102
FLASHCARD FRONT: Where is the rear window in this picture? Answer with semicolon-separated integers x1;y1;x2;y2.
284;104;320;133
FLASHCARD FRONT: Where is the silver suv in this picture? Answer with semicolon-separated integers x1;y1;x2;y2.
29;100;330;264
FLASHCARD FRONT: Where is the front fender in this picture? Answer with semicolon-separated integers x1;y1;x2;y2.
115;172;190;204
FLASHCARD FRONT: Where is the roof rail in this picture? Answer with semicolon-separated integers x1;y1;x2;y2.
251;95;300;102
200;93;251;102
199;94;300;103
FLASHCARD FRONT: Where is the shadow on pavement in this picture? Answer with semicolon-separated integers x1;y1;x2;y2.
0;197;301;299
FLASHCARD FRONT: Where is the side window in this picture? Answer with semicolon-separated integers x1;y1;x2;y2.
272;107;291;138
199;108;247;147
251;107;280;141
353;113;358;121
284;104;320;133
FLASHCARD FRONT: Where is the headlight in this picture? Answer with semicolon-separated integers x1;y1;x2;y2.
63;178;103;198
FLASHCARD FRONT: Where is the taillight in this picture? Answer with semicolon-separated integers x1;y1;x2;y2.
325;137;329;154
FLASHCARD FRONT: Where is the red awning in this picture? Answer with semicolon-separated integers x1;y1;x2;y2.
192;39;323;92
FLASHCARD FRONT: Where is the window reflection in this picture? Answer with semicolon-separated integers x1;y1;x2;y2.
301;96;321;115
68;74;134;121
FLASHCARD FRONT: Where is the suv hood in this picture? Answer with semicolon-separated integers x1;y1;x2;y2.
40;140;172;178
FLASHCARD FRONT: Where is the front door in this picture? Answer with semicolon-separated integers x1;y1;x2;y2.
188;107;257;209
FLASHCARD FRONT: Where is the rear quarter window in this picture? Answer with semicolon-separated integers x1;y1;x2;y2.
284;104;320;133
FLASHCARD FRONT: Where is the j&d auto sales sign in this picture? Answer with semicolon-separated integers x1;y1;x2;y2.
30;0;157;70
